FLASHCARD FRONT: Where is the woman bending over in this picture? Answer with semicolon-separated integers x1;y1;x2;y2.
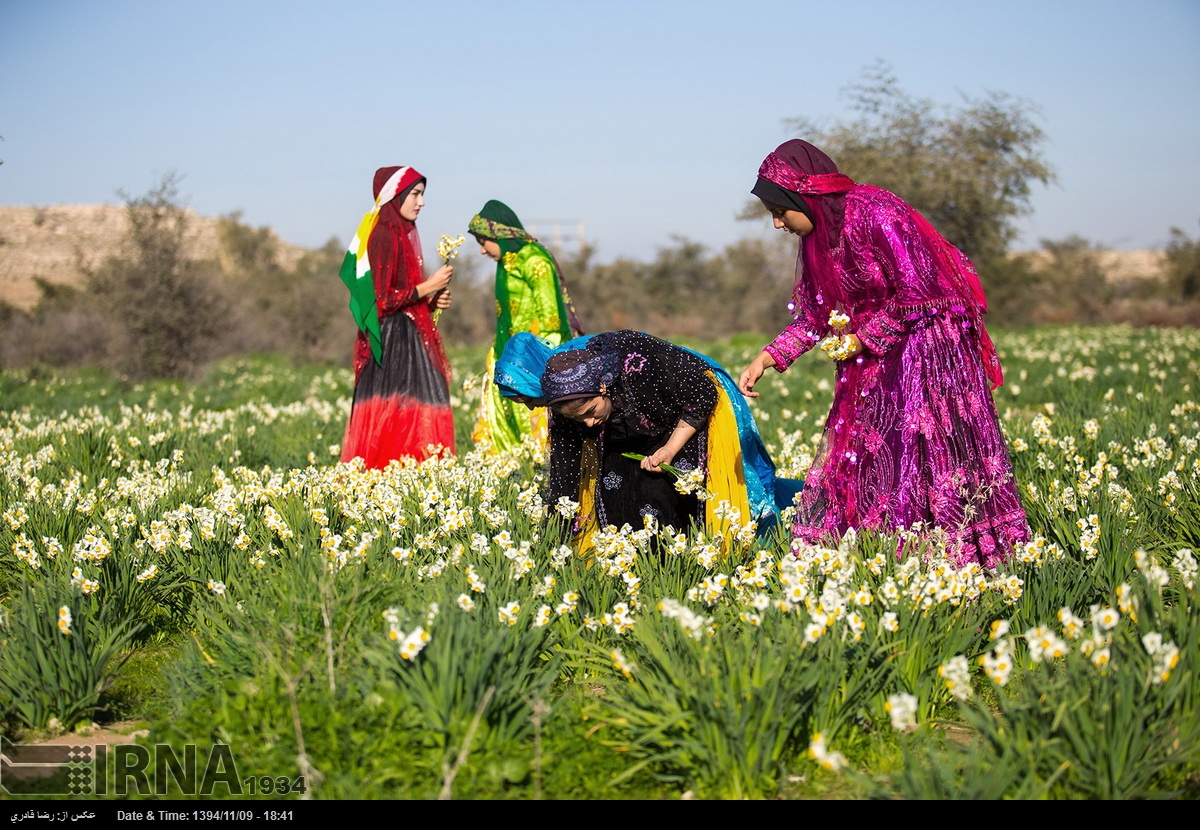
739;140;1028;568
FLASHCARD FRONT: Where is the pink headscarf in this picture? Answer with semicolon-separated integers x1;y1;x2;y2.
756;140;856;316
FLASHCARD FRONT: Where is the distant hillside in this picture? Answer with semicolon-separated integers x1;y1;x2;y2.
1018;247;1166;283
1;204;1169;314
1095;249;1165;282
0;205;310;311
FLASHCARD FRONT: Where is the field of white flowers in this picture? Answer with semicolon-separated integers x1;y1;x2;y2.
1;325;1198;799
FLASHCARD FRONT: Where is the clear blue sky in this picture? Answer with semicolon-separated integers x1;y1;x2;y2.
2;0;1198;262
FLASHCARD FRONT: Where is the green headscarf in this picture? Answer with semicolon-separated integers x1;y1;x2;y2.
469;200;532;256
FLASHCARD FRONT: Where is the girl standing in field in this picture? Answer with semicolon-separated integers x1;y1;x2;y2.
339;165;455;468
469;200;583;453
738;140;1028;567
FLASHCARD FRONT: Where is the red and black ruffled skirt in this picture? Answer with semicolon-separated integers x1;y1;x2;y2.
341;312;455;468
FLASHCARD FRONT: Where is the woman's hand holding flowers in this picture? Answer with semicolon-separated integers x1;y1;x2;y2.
640;419;698;472
818;310;863;361
419;264;453;299
640;446;677;472
819;332;863;361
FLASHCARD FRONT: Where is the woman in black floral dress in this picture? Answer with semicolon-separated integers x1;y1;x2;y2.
542;330;725;542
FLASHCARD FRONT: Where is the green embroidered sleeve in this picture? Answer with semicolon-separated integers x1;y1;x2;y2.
497;243;573;351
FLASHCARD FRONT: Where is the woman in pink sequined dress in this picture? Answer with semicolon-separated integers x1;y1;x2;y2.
738;140;1028;568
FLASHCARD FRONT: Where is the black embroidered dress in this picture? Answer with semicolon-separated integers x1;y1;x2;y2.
546;331;717;534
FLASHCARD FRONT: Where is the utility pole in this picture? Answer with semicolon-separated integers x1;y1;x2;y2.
526;220;586;257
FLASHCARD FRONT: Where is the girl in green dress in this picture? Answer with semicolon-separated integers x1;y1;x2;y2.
468;200;583;453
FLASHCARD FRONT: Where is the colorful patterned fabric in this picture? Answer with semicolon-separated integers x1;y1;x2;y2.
469;212;534;243
339;166;423;366
469;200;582;453
755;141;1027;567
495;333;589;403
543;342;622;403
755;139;1000;389
541;331;796;549
499;331;796;527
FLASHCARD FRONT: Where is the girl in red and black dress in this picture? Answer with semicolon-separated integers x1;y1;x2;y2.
340;166;455;467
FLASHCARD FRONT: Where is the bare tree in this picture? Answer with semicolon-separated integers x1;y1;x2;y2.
85;173;227;379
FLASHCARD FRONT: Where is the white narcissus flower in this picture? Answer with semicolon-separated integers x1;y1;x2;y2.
1092;607;1120;631
611;649;636;679
938;655;973;700
437;234;465;261
885;693;918;732
1172;548;1197;589
1150;643;1180;684
980;649;1014;686
399;628;430;661
498;601;520;626
1025;626;1070;663
556;591;579;616
808;733;846;772
1058;606;1085;640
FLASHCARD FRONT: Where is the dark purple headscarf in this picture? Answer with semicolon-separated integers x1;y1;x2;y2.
753;140;857;316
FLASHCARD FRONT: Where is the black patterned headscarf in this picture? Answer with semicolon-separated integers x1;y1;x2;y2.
542;341;621;405
750;178;814;224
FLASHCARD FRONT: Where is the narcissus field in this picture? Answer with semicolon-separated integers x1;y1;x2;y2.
2;325;1198;799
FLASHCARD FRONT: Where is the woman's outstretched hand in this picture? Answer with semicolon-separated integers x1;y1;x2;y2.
738;351;777;398
433;287;453;310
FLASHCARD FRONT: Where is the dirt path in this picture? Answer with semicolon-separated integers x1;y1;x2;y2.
2;723;150;792
19;722;148;748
